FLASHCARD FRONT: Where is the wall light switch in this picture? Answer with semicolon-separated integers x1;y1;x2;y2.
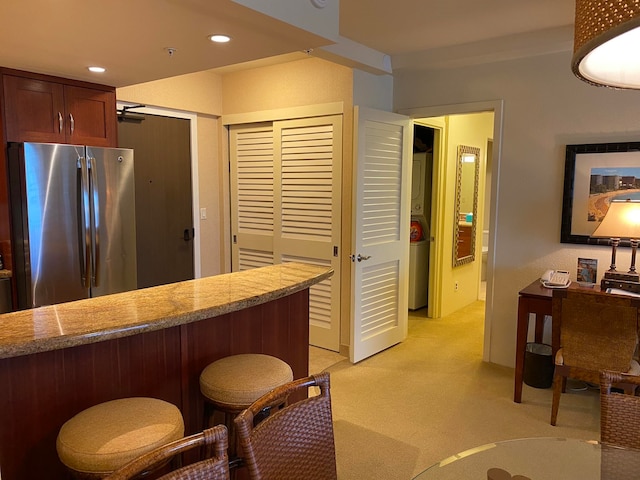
200;207;207;220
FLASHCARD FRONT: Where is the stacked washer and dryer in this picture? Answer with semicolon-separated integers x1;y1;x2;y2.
408;152;431;310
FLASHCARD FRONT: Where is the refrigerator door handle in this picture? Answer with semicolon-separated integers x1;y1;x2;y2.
78;155;91;288
89;155;100;287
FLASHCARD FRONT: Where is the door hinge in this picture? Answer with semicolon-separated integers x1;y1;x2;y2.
333;246;338;257
233;234;237;244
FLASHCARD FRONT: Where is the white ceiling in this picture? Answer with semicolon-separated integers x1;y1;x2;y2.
0;0;577;87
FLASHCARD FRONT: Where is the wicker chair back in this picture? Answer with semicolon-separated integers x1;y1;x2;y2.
105;425;230;480
235;372;337;480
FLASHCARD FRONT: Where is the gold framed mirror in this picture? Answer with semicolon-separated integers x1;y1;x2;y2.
453;145;480;267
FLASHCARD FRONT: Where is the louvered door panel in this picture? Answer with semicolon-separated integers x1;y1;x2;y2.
275;116;342;351
281;124;334;241
236;128;274;233
282;255;333;331
230;124;274;270
360;261;400;338
362;123;403;245
238;249;275;271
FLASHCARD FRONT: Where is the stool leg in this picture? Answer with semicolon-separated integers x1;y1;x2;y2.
203;401;243;479
203;401;215;430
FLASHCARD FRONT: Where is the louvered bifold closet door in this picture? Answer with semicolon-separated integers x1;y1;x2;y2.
230;123;275;270
229;116;342;352
275;116;342;351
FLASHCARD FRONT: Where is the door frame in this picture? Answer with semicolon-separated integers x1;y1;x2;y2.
398;100;503;362
413;117;446;320
116;102;201;278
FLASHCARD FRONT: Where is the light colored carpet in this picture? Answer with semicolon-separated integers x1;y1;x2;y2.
310;301;601;479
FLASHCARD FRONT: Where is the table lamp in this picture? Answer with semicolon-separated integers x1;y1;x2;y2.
591;199;640;292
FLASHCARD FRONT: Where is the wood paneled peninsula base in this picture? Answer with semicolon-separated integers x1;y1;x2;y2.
0;263;332;480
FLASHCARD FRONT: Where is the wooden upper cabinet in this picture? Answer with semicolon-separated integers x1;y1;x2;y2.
3;74;116;147
63;85;116;147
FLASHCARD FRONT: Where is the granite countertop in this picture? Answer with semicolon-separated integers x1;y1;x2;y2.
0;262;333;360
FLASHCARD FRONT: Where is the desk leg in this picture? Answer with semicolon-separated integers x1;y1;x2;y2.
514;298;529;403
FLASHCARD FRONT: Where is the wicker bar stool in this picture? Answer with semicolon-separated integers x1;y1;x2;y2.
56;397;185;479
199;354;293;458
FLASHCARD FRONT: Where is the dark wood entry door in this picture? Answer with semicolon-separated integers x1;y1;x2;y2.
118;113;194;288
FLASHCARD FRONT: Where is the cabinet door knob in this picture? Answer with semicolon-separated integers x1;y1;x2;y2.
58;112;63;133
69;113;75;135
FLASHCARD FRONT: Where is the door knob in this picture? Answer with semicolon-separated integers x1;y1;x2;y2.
350;254;371;262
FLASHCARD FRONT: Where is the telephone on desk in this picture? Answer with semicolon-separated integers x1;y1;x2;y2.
540;269;571;288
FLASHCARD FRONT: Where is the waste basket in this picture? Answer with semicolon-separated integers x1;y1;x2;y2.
523;342;554;388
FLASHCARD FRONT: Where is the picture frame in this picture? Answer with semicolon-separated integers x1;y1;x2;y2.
577;257;597;285
561;141;640;246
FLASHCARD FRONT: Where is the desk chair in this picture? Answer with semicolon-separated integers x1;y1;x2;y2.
234;372;337;480
600;370;640;450
550;289;640;426
105;425;230;480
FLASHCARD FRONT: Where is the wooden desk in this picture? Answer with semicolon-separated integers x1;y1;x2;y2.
514;279;600;403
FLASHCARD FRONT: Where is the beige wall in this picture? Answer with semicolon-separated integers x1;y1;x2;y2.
117;70;225;278
394;51;640;367
222;57;353;114
118;70;222;116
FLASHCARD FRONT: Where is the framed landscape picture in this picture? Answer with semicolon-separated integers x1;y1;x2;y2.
561;142;640;246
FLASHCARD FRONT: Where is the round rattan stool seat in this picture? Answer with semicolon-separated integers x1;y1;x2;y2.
56;397;184;476
200;354;293;408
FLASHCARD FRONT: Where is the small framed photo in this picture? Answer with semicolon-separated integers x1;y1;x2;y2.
577;257;598;285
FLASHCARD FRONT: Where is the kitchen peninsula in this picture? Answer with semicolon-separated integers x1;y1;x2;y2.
0;262;332;479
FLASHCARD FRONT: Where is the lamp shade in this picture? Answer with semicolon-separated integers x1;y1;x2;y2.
591;200;640;238
572;0;640;89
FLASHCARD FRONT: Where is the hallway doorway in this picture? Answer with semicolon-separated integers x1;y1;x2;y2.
116;102;202;282
401;100;502;363
408;125;434;314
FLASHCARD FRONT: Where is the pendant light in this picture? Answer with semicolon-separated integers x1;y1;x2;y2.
572;0;640;89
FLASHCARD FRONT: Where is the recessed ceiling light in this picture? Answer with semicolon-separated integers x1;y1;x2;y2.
209;34;231;43
88;66;106;73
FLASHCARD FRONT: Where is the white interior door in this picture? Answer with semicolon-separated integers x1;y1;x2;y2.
350;106;412;363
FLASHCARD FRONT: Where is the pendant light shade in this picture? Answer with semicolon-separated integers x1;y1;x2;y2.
572;0;640;89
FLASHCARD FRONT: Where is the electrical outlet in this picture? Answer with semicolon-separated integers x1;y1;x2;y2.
455;281;459;291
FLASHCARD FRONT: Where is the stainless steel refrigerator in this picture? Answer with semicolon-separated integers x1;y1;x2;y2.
8;142;137;309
